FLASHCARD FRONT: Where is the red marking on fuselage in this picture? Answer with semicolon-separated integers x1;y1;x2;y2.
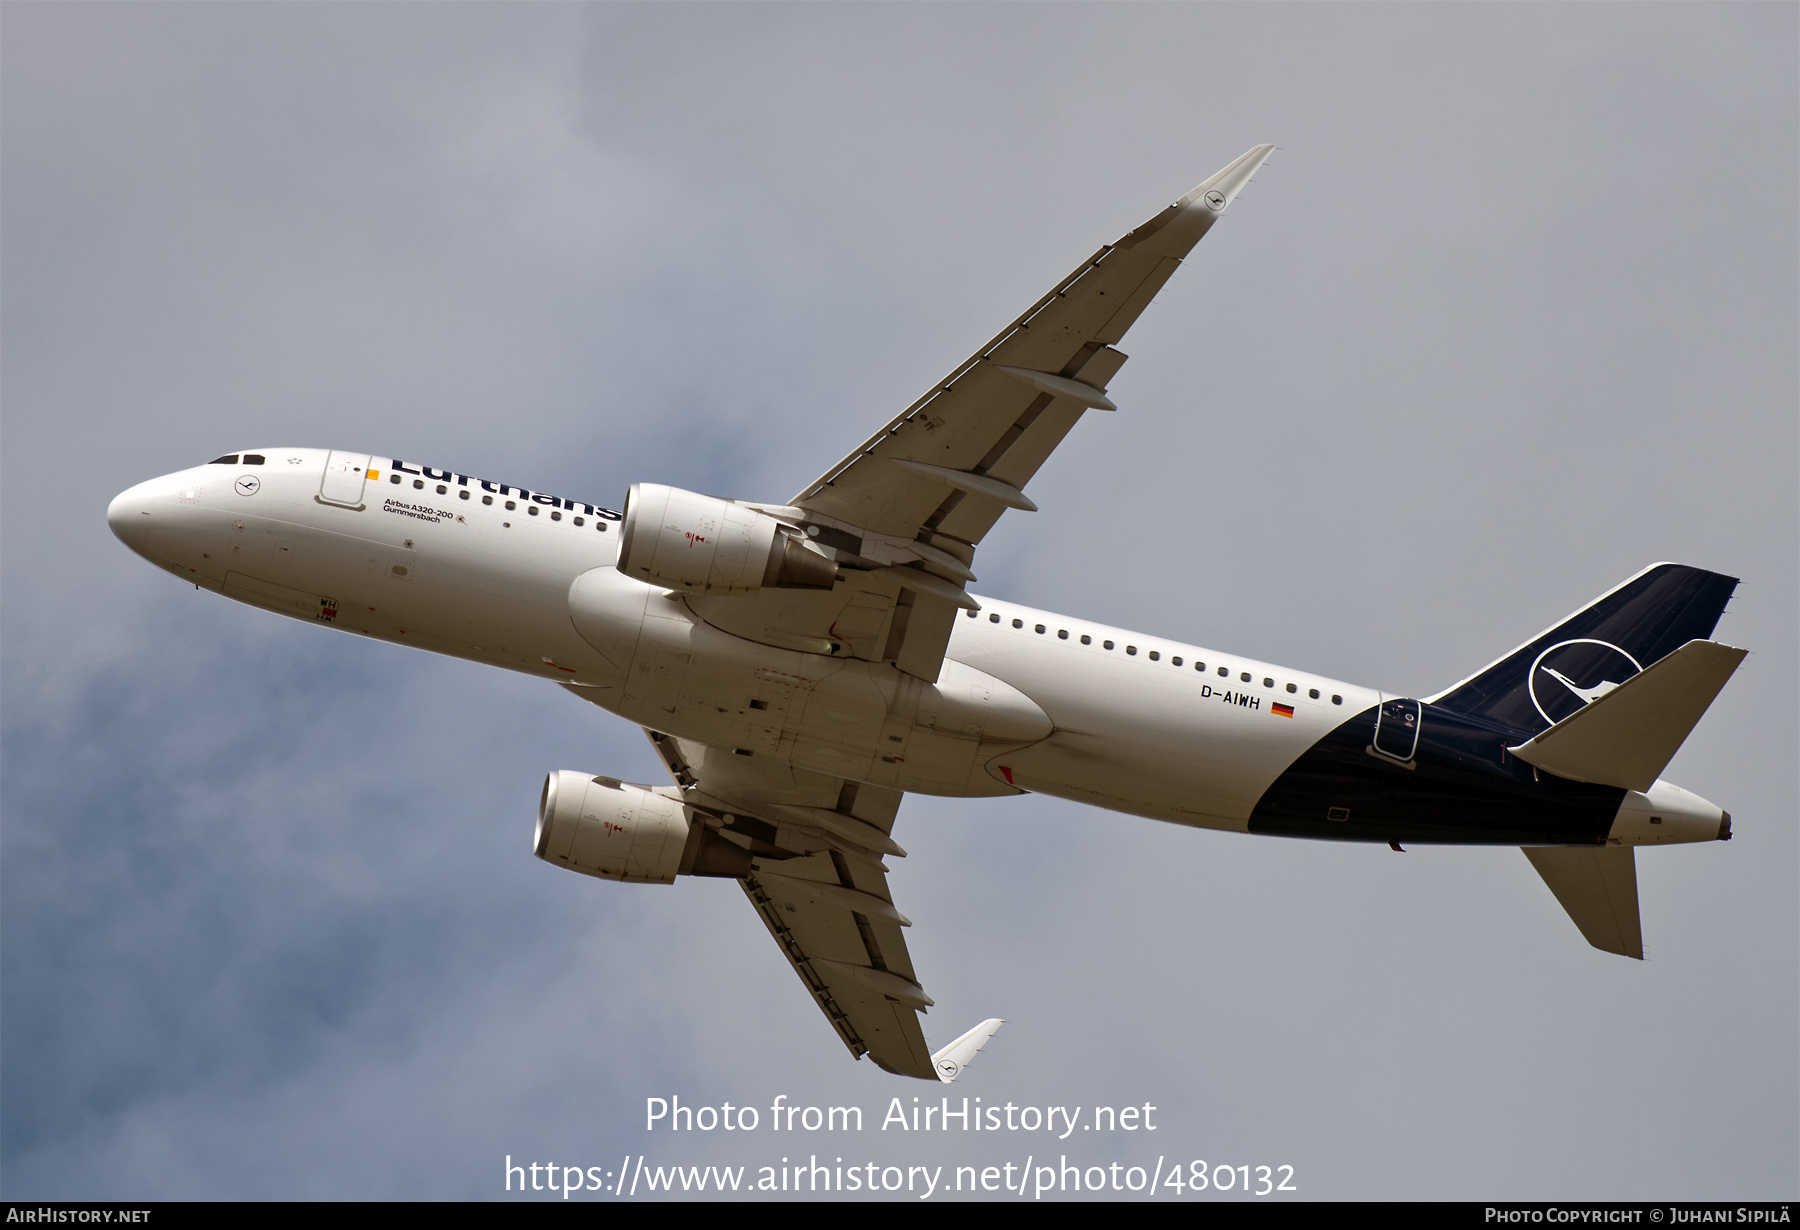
998;765;1015;785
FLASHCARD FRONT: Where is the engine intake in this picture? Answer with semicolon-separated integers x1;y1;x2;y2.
534;771;751;883
618;483;836;594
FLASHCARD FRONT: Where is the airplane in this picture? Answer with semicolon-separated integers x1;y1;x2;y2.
105;145;1745;1082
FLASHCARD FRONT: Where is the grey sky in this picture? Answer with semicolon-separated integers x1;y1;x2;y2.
4;3;1794;1200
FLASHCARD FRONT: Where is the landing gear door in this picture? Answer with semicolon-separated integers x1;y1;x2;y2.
1371;696;1421;764
319;451;371;509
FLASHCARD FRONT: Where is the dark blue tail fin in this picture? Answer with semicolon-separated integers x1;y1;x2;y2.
1430;563;1739;737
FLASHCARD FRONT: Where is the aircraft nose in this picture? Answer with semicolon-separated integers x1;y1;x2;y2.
107;485;154;552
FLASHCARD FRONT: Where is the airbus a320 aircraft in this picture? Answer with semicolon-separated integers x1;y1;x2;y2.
108;146;1745;1082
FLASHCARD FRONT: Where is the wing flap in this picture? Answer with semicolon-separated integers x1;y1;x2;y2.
892;591;959;683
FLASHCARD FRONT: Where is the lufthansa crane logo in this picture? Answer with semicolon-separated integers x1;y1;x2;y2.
1526;639;1641;726
1203;190;1227;210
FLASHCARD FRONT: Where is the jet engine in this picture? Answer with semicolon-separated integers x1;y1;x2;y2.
618;483;836;595
534;771;751;883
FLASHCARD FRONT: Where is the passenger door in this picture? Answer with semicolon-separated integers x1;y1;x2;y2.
318;451;371;508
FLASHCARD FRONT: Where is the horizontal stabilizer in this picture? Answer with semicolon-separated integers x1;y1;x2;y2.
1507;640;1745;792
1522;846;1642;959
931;1018;1005;1083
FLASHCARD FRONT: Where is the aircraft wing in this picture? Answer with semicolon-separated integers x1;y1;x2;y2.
644;729;941;1078
742;852;935;1078
769;144;1274;682
792;144;1274;541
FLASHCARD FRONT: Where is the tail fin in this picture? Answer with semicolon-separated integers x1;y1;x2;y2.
1430;563;1738;738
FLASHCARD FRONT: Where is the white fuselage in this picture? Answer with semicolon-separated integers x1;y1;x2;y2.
106;449;1724;845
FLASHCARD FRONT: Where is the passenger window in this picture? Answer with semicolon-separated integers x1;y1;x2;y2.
1171;656;1182;666
436;484;447;495
1126;646;1137;655
1218;667;1228;677
482;495;493;505
505;501;516;511
1012;619;1023;629
597;522;607;532
460;491;471;501
1034;624;1045;634
1080;635;1091;645
1286;683;1297;693
1103;640;1114;650
1309;688;1320;699
210;455;239;465
1263;677;1273;688
529;506;539;516
1195;662;1205;671
413;479;424;489
1241;672;1252;683
1331;695;1343;705
551;510;562;521
242;454;265;465
965;609;976;618
1148;651;1159;661
990;613;1000;623
1057;630;1068;640
391;474;402;484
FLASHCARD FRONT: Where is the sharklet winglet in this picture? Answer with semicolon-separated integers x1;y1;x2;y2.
931;1018;1005;1083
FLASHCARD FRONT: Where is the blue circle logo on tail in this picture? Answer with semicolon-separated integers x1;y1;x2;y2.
1527;639;1642;726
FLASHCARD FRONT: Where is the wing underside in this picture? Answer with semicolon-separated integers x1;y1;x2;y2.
742;854;935;1078
645;729;939;1078
793;143;1278;548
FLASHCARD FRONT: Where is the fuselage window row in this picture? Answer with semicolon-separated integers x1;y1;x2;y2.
382;472;608;530
971;607;1340;704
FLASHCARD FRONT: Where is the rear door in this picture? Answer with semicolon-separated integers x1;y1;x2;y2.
1372;696;1421;762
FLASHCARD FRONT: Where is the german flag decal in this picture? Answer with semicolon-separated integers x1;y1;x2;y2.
1272;703;1295;718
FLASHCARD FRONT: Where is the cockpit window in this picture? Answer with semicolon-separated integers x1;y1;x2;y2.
209;455;240;465
242;454;266;465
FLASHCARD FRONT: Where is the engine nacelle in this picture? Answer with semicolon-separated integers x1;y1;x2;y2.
618;483;836;595
534;771;750;883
